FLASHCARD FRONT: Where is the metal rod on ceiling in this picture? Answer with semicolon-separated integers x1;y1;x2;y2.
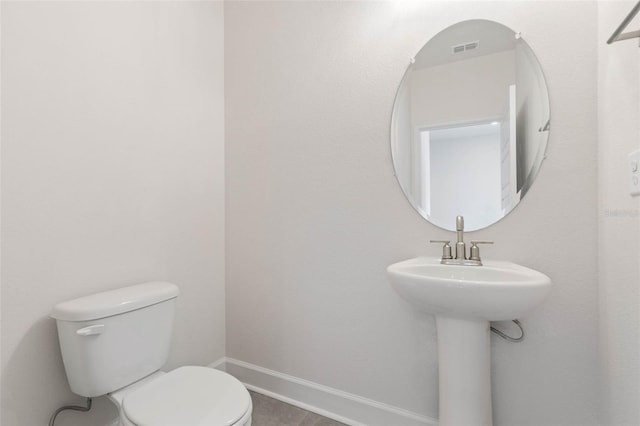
607;1;640;44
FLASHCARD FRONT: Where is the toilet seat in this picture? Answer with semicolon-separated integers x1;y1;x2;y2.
121;366;251;426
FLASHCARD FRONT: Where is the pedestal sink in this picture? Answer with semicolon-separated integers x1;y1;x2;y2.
387;257;552;426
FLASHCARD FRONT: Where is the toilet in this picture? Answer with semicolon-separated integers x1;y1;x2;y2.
51;282;252;426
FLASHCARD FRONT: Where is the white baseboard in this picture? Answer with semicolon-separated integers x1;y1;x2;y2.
209;357;437;426
209;357;226;371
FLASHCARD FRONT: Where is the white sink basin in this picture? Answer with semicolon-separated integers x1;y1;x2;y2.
387;257;552;321
387;256;552;426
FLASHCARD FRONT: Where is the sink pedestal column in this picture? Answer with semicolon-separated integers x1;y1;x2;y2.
436;316;492;426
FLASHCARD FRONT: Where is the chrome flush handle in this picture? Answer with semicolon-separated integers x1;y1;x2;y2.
76;324;105;336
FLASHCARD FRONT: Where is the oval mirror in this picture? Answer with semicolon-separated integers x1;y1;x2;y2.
391;20;550;231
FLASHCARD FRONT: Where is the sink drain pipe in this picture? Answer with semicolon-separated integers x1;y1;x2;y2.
491;319;524;342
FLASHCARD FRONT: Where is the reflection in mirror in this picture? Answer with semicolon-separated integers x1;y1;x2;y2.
391;20;550;231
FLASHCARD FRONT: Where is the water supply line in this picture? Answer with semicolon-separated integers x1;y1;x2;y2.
48;397;92;426
491;319;525;342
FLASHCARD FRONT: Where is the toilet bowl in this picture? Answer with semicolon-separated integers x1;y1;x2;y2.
51;282;252;426
109;367;252;426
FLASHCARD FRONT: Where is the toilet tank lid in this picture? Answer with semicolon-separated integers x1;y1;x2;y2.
51;282;180;321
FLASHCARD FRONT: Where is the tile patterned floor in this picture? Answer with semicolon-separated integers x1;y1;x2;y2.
249;391;347;426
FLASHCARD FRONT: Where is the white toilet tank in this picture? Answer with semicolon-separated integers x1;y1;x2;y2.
51;282;180;397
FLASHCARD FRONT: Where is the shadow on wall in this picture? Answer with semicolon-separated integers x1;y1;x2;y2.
1;317;118;426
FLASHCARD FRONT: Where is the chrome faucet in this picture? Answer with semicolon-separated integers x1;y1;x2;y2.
430;215;493;266
455;215;465;260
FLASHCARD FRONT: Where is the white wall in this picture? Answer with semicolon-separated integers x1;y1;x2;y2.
0;2;225;425
226;1;599;425
597;1;640;424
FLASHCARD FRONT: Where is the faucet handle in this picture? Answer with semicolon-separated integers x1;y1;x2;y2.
469;240;494;262
430;240;453;260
